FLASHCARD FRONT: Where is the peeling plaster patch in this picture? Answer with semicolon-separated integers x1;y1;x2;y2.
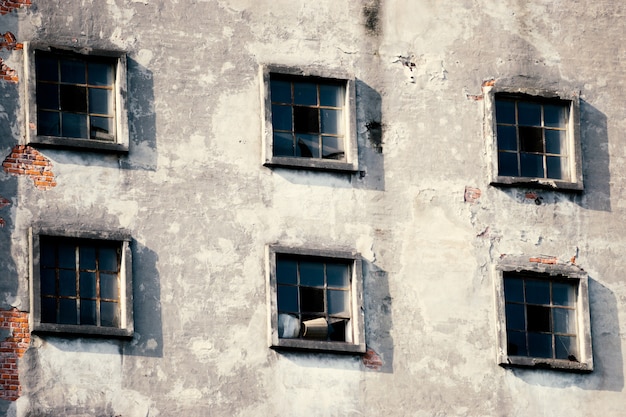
136;48;154;67
362;348;383;370
189;337;215;364
2;146;57;190
167;382;203;401
464;186;481;203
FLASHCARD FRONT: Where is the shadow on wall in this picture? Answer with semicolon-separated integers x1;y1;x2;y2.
511;277;623;392
578;100;610;212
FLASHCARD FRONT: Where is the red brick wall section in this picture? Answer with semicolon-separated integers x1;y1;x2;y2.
0;308;29;401
2;145;57;190
362;348;384;370
0;0;31;15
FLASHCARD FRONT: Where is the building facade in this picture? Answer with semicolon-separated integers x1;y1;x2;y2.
0;0;624;416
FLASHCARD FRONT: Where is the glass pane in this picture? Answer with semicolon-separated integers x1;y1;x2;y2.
79;245;96;269
37;83;59;110
503;276;524;302
528;332;553;358
61;113;88;138
276;258;298;284
520;153;544;178
326;263;350;287
525;280;550;304
495;99;516;124
40;269;56;295
59;298;77;325
80;299;96;325
60;85;87;113
88;62;114;86
296;134;320;158
505;303;525;331
498;152;518;177
545;129;566;155
519;126;543;153
79;272;96;298
272;104;292;131
319;84;343;107
41;297;57;323
58;242;75;269
270;80;291;104
60;59;86;84
555;335;578;360
328;319;347;342
553;282;576;306
100;273;119;300
497;125;517;151
518;102;541;126
322;136;344;160
89;88;113;115
320;109;343;135
277;285;298;313
37;111;60;136
526;305;551;332
40;243;56;267
99;246;119;271
506;331;527;356
294;107;319;134
273;132;294;156
90;117;115;140
100;301;119;327
59;269;77;297
299;261;324;287
544;103;567;128
300;287;324;313
36;55;58;82
328;290;349;316
553;308;577;334
293;82;317;105
546;156;565;180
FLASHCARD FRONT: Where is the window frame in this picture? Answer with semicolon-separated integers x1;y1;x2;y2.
24;43;130;153
260;65;358;172
266;245;366;354
29;227;134;338
483;84;583;191
493;259;592;372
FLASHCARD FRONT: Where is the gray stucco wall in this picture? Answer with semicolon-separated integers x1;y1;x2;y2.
0;1;624;416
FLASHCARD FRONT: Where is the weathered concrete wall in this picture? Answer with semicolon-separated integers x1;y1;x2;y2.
0;0;624;416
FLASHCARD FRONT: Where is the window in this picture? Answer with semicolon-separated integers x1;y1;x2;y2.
30;228;133;337
25;45;129;152
267;246;365;353
493;262;592;372
484;84;582;190
261;65;358;172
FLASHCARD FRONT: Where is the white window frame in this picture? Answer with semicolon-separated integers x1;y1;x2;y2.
493;258;593;372
266;245;366;354
29;226;134;337
483;83;583;191
260;65;358;172
23;43;129;152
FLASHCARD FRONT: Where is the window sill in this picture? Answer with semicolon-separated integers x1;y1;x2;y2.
500;355;593;373
32;322;133;338
30;135;129;153
491;176;583;192
264;157;358;173
271;338;366;354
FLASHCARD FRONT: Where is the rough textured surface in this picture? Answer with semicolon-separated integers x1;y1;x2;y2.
0;0;625;416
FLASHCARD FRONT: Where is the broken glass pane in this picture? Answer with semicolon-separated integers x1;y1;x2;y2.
300;287;324;313
519;126;543;153
294;107;319;134
321;136;344;160
328;319;346;341
527;305;551;332
555;335;578;360
60;85;87;113
90;117;114;140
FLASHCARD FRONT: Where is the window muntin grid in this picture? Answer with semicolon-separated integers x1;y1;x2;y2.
503;272;579;362
39;236;121;328
270;75;346;161
35;52;116;141
276;255;352;342
495;95;569;180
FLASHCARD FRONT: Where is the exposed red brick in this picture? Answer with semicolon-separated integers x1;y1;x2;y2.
0;0;31;15
464;186;481;203
2;145;57;190
0;32;22;51
0;308;29;401
529;256;558;265
362;348;384;371
482;79;496;87
0;58;18;83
